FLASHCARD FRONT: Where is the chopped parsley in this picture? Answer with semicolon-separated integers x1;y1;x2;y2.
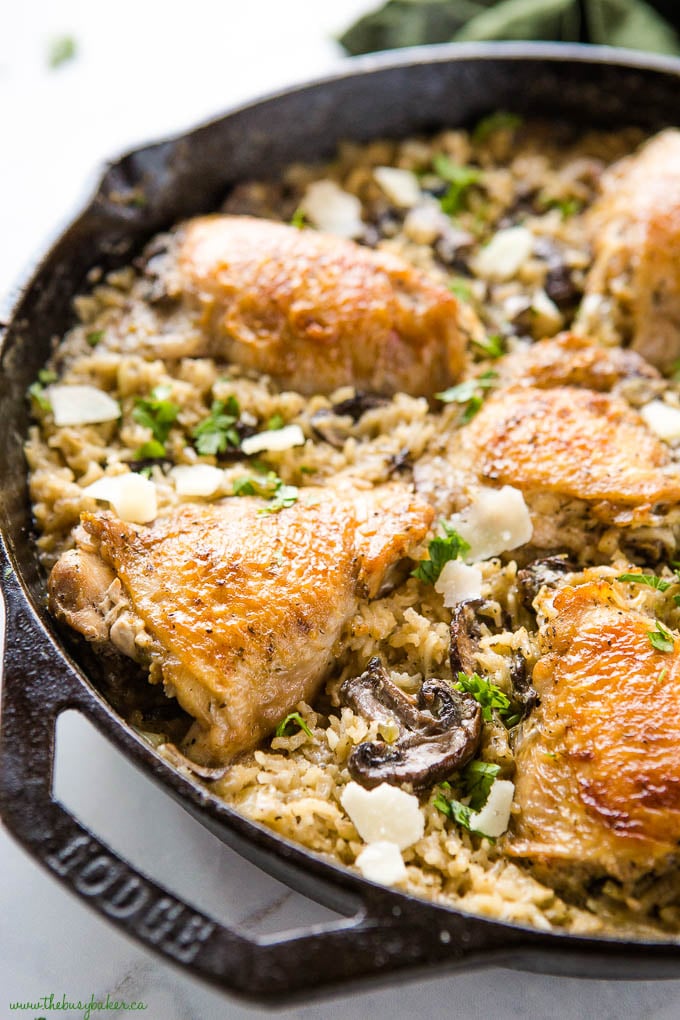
454;671;513;723
86;330;104;347
433;760;501;834
232;470;299;514
463;760;501;811
28;370;57;411
192;396;240;456
266;412;285;431
436;371;497;423
47;34;77;70
133;385;179;458
411;520;470;585
669;359;680;384
448;278;472;303
275;711;313;739
617;572;672;592
472;111;523;144
648;619;675;653
539;194;584;219
472;333;504;360
290;207;307;229
432;154;482;216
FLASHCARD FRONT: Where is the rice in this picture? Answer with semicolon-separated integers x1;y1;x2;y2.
25;116;680;939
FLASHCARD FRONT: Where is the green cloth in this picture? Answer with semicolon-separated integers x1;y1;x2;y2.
339;0;680;56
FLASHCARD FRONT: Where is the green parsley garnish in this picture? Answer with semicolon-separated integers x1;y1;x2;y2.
433;760;501;834
669;360;680;383
192;396;240;456
473;111;523;144
436;371;497;423
448;278;472;303
28;380;51;412
133;385;179;458
432;154;482;216
463;760;502;811
648;619;675;653
473;334;504;360
539;195;584;219
232;471;299;514
275;711;313;739
48;35;77;70
266;412;285;431
135;439;167;461
411;520;470;585
290;207;307;229
86;330;104;347
617;572;672;592
454;671;512;723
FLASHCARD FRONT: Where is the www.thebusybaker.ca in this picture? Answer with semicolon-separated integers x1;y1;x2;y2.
9;992;148;1020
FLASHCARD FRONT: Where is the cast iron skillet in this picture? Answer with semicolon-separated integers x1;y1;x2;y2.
2;42;680;1004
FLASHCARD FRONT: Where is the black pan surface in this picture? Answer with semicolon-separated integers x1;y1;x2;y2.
3;42;680;1003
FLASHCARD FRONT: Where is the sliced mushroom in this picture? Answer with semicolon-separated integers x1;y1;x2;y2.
331;391;388;420
339;659;481;790
509;650;539;719
449;598;484;676
516;555;575;608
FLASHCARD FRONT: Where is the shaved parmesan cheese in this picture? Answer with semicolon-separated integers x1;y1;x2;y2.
341;781;424;850
49;385;120;426
355;841;407;886
434;559;483;606
170;464;224;497
374;166;421;208
301;181;364;239
472;226;533;282
403;199;449;245
467;779;514;838
451;485;533;562
83;473;157;524
241;424;305;455
640;400;680;442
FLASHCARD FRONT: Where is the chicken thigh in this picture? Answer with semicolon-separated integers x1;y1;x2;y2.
151;214;472;397
509;578;680;880
48;485;433;763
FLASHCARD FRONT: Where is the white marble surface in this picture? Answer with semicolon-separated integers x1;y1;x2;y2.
3;3;680;1016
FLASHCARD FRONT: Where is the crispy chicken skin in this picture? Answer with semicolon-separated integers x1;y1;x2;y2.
497;333;660;392
579;130;680;370
459;385;680;509
509;579;680;879
48;485;433;764
162;214;471;397
416;377;680;537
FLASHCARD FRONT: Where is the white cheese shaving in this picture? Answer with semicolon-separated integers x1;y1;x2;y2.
373;166;421;208
355;841;407;886
472;226;533;282
640;400;680;442
169;464;225;497
300;180;364;239
434;559;483;607
468;779;515;838
403;199;450;245
240;423;305;455
450;485;533;562
49;385;120;426
340;781;424;850
82;473;157;524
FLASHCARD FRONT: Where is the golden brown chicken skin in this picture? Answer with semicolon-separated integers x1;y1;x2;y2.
162;214;471;397
461;385;680;509
48;485;433;763
578;130;680;370
509;579;680;880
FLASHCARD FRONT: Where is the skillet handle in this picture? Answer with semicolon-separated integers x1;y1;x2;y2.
0;565;531;1002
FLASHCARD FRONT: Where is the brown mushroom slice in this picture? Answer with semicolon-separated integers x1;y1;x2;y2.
340;661;482;790
449;598;484;676
340;657;443;734
509;651;539;719
516;555;575;609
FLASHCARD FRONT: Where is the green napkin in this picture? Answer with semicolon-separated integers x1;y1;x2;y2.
339;0;680;56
